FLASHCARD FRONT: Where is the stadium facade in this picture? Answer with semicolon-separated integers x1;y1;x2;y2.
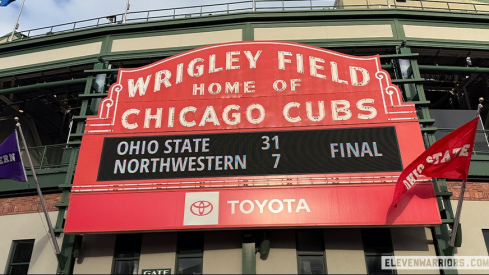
0;0;489;274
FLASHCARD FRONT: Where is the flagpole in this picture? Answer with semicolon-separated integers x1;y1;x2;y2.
449;180;466;247
122;0;130;23
449;97;484;247
14;117;64;262
8;0;26;42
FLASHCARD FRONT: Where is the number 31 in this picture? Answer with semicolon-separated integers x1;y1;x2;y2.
261;135;279;150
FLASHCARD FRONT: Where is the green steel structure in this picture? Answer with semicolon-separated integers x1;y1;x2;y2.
1;1;489;274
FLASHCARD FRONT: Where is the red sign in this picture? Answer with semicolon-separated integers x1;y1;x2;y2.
65;184;439;233
65;41;440;233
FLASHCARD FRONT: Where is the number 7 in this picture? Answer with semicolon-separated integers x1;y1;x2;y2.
272;154;281;168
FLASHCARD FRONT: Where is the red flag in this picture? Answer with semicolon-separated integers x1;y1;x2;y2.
392;117;479;207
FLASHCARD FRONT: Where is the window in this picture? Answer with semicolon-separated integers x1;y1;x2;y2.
5;239;34;275
362;229;395;275
296;230;326;274
176;231;204;274
112;234;142;275
430;109;489;154
483;230;489;255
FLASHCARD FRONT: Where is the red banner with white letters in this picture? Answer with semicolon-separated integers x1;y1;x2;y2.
64;41;441;233
392;118;478;207
65;184;440;233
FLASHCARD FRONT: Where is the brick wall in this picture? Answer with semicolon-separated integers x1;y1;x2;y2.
0;182;486;216
447;181;489;201
0;193;62;216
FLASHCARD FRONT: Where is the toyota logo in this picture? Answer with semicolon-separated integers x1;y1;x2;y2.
190;200;213;216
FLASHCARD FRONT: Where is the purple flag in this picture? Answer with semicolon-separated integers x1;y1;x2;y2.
0;0;16;7
0;131;27;182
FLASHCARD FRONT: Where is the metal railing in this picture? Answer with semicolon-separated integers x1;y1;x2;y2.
436;128;489;155
20;144;68;169
7;0;489;42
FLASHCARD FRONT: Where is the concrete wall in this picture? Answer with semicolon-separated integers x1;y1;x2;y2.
256;229;298;274
4;11;489;73
391;227;438;274
139;232;177;273
0;211;61;274
73;234;116;274
69;222;489;274
254;25;393;41
452;200;489;274
403;25;489;42
203;231;242;274
324;228;367;274
0;42;102;71
340;0;489;12
72;229;299;274
111;29;242;53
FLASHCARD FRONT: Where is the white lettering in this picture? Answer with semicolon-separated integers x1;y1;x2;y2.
179;106;197;127
331;100;352;121
154;70;171;92
240;200;254;214
144;108;162;129
223;104;240;125
278;51;292;70
228;200;239;214
227;199;311;214
199;106;220;126
350;66;370;86
309;56;326;79
246;104;265;124
357;98;377;119
209;54;223;73
188;58;204;77
226;51;240;70
283;102;301;123
244;50;262;69
121;109;140;129
128;76;151;97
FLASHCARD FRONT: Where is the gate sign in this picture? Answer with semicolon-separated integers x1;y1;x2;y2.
65;41;440;233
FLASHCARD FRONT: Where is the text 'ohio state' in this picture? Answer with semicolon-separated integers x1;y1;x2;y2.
96;127;402;181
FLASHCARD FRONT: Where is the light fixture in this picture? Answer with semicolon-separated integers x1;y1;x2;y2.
106;16;116;23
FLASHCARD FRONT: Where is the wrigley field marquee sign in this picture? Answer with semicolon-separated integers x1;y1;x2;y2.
65;41;441;233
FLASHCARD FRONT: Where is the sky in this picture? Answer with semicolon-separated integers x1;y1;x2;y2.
0;0;257;37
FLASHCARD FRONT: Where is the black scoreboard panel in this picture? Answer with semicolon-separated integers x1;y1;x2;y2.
97;127;403;181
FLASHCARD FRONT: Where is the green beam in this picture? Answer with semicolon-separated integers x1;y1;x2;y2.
397;46;457;274
242;243;256;274
379;53;419;59
382;63;489;74
242;233;256;274
56;61;110;274
56;62;108;275
0;171;66;197
84;69;119;74
0;78;87;96
54;148;79;234
391;78;425;83
419;65;489;73
56;234;77;275
78;93;108;98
